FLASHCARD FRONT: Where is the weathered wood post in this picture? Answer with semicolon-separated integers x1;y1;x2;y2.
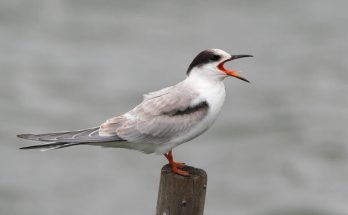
156;164;207;215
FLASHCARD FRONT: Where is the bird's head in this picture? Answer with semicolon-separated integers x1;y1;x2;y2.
186;49;252;82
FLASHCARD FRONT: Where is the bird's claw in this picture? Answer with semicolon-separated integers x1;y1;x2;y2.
173;162;186;168
164;150;189;176
171;165;189;176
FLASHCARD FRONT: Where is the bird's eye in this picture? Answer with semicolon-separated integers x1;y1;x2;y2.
210;54;220;61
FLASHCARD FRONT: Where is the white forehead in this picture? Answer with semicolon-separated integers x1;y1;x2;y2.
210;49;231;58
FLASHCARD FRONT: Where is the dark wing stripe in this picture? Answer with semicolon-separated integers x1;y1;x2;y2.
163;101;209;116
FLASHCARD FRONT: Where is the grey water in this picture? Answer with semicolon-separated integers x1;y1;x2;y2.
1;0;348;214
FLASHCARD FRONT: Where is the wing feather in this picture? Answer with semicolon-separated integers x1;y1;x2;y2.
99;83;209;145
18;127;121;143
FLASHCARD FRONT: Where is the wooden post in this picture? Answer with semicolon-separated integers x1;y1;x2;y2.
156;164;207;215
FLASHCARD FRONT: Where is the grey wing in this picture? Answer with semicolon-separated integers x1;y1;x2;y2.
99;84;209;145
18;127;124;150
17;127;122;143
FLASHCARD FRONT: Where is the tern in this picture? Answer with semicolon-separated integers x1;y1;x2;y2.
17;49;252;176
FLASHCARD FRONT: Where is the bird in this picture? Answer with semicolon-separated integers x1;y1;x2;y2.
17;49;252;176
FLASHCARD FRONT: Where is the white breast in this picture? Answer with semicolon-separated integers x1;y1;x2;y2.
154;76;226;154
183;77;226;138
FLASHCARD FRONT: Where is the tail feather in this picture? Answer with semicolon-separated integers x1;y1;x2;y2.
19;142;81;151
17;127;98;142
17;127;122;143
17;127;124;150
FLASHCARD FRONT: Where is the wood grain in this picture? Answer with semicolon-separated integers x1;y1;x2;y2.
156;164;207;215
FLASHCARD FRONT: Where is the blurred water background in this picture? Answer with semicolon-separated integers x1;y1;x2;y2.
1;0;348;214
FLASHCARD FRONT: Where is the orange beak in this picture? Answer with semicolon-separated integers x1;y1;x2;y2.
217;54;253;83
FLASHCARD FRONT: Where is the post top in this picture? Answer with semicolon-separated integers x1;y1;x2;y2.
161;164;207;179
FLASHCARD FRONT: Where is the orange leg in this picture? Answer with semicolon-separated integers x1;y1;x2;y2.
164;150;188;176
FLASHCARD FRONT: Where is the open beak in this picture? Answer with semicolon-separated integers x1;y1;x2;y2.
217;54;253;83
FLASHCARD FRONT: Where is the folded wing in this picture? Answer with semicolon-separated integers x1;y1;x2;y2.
100;83;209;145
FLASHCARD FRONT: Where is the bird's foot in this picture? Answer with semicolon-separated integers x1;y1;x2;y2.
171;164;189;176
173;161;186;168
164;150;188;176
